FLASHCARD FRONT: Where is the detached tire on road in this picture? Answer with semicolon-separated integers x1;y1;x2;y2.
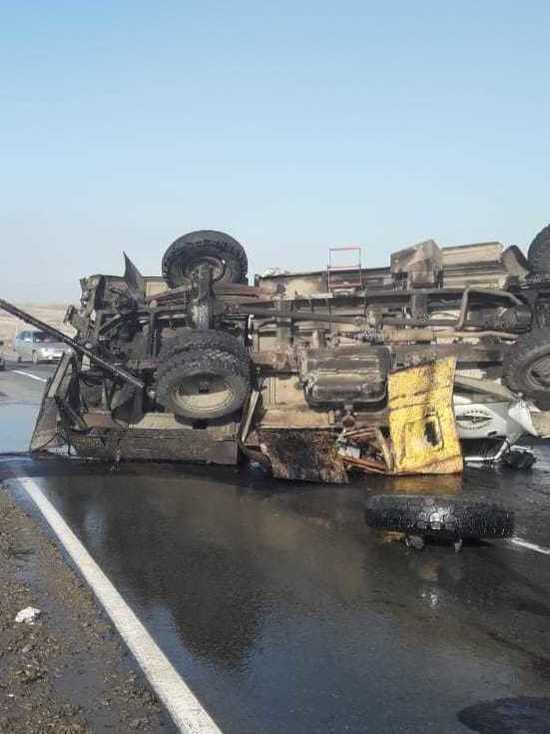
365;495;514;539
503;328;550;408
162;230;248;288
528;224;550;274
155;344;251;420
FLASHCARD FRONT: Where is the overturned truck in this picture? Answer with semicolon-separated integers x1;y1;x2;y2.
9;224;550;482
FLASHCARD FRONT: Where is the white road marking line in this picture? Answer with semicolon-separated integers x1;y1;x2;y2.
12;370;48;383
17;477;223;734
510;537;550;555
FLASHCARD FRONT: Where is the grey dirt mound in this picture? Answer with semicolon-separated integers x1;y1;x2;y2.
0;486;176;733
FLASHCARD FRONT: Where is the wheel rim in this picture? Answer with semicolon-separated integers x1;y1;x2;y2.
179;255;226;282
526;355;550;390
170;372;234;415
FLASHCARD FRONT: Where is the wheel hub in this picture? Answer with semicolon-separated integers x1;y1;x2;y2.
172;373;232;413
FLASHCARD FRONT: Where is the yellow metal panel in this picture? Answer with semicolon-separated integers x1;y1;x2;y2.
388;358;463;475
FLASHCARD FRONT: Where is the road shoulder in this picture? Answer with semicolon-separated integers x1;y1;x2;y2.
0;484;176;733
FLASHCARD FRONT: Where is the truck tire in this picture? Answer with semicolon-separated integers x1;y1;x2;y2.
158;329;249;364
162;230;248;288
365;494;514;539
155;348;251;419
528;224;550;274
503;328;550;407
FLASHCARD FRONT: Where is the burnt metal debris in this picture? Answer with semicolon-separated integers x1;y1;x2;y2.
0;298;144;389
5;224;550;482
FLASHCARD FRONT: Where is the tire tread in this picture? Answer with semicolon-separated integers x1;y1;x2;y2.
158;328;249;365
155;346;251;419
503;327;550;404
162;230;248;288
528;224;550;273
365;494;514;539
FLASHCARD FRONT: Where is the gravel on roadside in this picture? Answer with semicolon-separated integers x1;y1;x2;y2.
0;486;177;733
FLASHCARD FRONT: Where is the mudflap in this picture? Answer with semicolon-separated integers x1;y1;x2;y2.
257;428;348;483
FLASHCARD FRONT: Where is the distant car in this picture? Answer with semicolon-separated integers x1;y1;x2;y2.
14;330;71;364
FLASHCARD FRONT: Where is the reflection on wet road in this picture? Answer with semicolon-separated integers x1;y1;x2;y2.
3;363;550;733
5;461;550;734
0;362;53;451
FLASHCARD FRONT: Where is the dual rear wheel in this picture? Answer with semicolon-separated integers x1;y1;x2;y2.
154;330;251;420
157;231;251;420
158;226;550;412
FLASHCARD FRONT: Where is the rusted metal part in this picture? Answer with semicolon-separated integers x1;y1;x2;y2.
343;426;394;472
30;352;74;451
229;305;362;325
382;318;460;327
68;426;239;464
30;395;62;451
455;287;522;329
0;298;144;389
301;346;390;407
251;341;511;373
213;283;270;298
304;371;385;406
147;273;269;304
122;253;146;302
382;328;517;342
339;361;463;476
81;411;122;429
146;283;189;302
256;241;515;293
25;227;550;479
382;287;525;331
258;408;333;429
339;425;394;474
240;389;261;443
238;440;273;469
257;429;348;483
341;455;387;473
250;349;297;371
390;239;443;288
392;342;509;364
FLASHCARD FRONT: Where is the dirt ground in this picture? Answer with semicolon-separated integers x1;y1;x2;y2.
0;486;175;733
0;305;72;353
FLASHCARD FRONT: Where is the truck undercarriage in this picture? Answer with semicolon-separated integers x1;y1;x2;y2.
5;225;550;483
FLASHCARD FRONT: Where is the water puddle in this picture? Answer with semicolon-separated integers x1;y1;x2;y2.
0;402;39;453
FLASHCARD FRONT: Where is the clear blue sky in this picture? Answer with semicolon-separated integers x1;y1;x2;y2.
1;1;549;301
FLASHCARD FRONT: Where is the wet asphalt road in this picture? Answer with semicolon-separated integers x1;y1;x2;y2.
2;362;550;733
0;361;51;453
